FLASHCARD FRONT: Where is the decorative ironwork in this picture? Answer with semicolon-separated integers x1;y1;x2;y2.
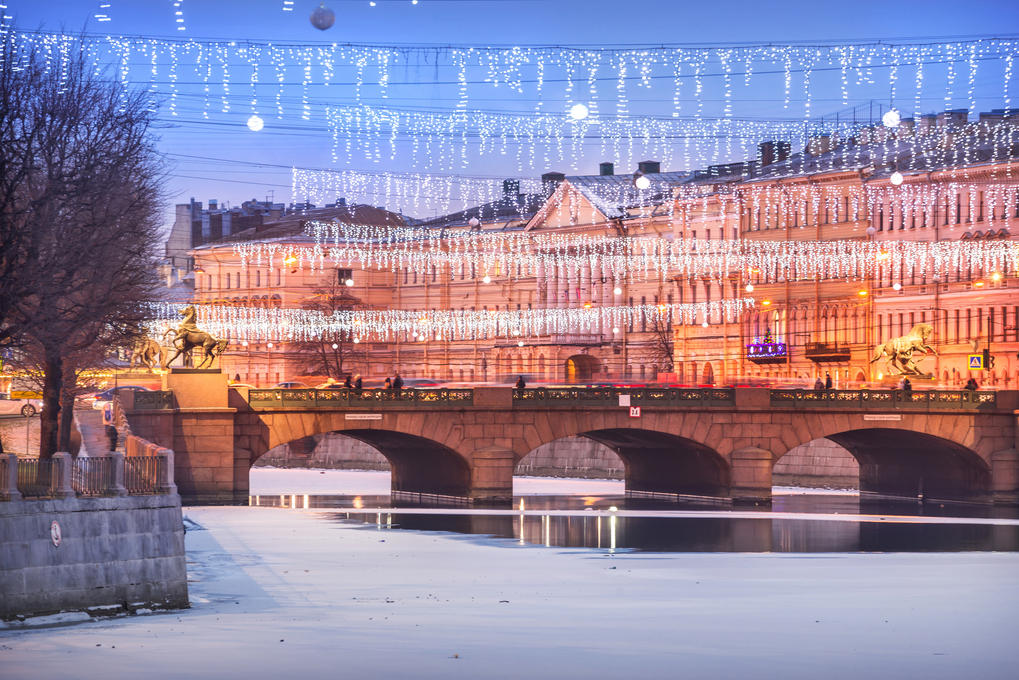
247;388;475;409
512;387;736;408
804;342;853;363
769;389;995;410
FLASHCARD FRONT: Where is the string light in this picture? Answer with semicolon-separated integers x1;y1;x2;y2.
247;115;264;131
150;299;757;343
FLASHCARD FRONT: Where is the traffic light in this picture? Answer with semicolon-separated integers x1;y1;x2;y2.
983;349;995;369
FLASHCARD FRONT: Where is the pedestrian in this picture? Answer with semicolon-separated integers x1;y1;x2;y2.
813;376;824;391
343;374;352;389
964;377;978;391
393;373;404;390
825;372;833;390
896;377;905;390
515;375;526;389
903;377;912;393
384;377;392;389
354;374;362;390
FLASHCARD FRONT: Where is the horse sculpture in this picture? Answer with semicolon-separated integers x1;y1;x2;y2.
162;305;227;370
129;337;166;373
869;322;937;378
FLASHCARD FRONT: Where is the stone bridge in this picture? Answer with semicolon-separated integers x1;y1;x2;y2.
119;371;1019;507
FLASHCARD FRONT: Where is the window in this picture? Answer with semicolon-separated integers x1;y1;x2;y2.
256;270;261;287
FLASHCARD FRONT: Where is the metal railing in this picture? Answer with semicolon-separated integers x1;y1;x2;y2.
513;387;736;408
769;389;997;410
248;387;474;408
72;456;115;497
17;458;58;498
124;456;165;495
2;450;176;501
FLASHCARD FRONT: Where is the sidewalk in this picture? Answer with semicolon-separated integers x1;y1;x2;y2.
76;408;111;457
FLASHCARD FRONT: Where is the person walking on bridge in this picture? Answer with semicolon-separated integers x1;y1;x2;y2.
515;375;526;390
354;374;362;390
393;373;404;390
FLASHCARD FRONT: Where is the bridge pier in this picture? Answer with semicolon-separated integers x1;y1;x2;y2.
992;449;1019;505
468;446;515;504
729;447;773;504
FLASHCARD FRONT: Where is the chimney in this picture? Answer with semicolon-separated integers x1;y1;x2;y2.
209;199;218;210
917;115;937;136
807;135;831;157
541;171;566;197
599;162;614;176
758;141;775;167
502;179;520;198
637;160;660;175
775;141;791;163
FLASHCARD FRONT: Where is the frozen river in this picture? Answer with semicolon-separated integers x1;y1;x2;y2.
2;469;1018;678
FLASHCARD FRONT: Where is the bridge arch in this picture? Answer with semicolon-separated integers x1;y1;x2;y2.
771;413;1001;503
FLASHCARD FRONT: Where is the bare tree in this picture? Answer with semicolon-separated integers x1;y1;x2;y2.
642;316;676;375
0;31;164;457
291;269;367;381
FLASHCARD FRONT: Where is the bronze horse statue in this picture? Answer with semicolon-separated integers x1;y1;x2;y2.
869;322;937;378
129;337;166;373
162;305;227;370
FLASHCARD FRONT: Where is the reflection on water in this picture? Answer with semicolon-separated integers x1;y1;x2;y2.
249;492;1019;553
331;511;1019;553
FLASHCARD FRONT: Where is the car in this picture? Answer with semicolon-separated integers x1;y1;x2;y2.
275;381;309;389
90;385;153;410
0;393;43;417
228;383;257;389
397;378;444;388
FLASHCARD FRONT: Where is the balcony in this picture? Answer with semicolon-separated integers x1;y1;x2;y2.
804;342;852;363
746;342;788;365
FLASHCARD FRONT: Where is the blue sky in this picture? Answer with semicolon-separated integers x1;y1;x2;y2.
8;0;1019;227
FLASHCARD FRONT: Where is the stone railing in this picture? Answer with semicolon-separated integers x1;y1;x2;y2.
769;388;998;410
513;387;736;408
247;387;474;408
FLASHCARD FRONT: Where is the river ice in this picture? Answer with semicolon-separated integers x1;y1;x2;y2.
2;469;1017;679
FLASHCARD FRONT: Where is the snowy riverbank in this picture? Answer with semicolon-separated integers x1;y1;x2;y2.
1;491;1017;677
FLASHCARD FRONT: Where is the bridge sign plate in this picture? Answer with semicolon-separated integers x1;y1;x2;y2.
345;413;382;420
629;406;641;418
968;354;984;370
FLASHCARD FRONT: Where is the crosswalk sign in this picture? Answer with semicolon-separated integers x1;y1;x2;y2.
968;354;984;370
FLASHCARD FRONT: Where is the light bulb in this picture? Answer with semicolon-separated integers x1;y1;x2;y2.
858;290;868;297
762;299;771;306
777;276;786;283
332;343;338;349
702;321;709;328
247;115;264;132
345;278;354;286
613;287;622;295
241;341;248;347
468;217;480;228
866;226;876;236
569;103;589;120
892;283;902;291
353;338;360;344
890;172;904;186
882;109;900;128
612;327;620;333
267;342;273;348
635;175;651;190
745;284;754;292
517;341;524;347
482;275;491;284
512;330;520;336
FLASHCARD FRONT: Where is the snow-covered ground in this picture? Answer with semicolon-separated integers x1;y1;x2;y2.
4;468;1017;679
2;504;1017;679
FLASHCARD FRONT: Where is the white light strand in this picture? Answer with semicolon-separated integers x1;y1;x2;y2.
229;215;1019;288
150;300;757;343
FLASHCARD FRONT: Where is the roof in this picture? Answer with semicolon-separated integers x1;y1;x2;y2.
561;171;692;220
211;204;409;245
421;192;548;229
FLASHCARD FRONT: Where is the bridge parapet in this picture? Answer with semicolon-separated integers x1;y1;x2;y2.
770;388;1001;411
513;387;735;408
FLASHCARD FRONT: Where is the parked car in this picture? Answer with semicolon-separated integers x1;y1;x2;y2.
275;381;309;389
90;385;153;411
228;383;257;389
0;393;44;417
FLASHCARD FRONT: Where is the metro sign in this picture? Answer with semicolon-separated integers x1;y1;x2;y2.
629;406;641;418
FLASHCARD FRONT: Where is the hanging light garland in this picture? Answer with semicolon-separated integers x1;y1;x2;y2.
12;31;1019;135
231;215;1019;287
150;299;756;343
